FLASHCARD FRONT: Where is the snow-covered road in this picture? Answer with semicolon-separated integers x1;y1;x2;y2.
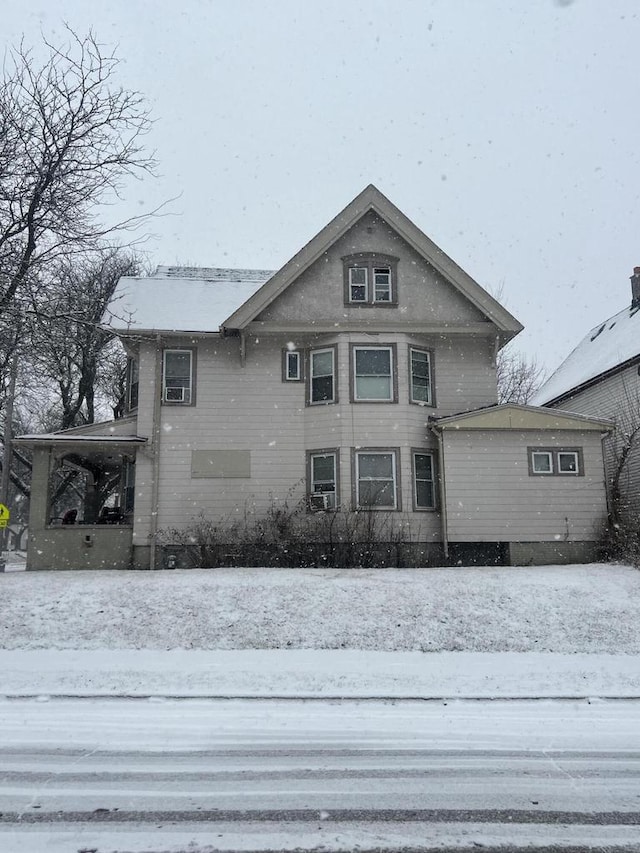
1;698;640;851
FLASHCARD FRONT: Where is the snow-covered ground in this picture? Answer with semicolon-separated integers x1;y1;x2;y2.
1;563;639;698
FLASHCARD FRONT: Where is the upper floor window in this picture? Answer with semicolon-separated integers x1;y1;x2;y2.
529;447;583;476
126;357;139;412
343;254;398;306
283;349;302;382
409;347;433;406
163;348;195;405
351;345;396;402
309;347;336;404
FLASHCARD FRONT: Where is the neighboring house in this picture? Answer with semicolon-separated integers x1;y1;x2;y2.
532;268;640;525
17;185;612;569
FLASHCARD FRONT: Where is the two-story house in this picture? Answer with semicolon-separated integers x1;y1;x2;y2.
18;185;612;569
532;268;640;527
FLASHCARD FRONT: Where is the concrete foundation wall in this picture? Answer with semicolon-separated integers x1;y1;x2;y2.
27;526;133;571
508;540;599;566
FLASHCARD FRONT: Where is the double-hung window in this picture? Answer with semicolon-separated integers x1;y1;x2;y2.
352;345;395;402
355;450;399;509
348;267;368;302
308;451;338;509
413;451;436;510
409;347;433;405
126;357;139;411
163;349;194;404
343;254;398;305
309;347;336;404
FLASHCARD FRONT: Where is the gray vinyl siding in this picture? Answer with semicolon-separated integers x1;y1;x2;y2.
443;430;608;542
129;332;454;541
549;365;640;523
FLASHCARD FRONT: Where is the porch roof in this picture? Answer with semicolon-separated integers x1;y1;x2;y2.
14;434;146;448
432;403;613;432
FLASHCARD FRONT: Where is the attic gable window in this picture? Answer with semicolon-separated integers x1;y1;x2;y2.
343;254;398;306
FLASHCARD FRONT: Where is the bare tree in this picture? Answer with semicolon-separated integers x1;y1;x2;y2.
0;28;155;323
26;248;143;428
496;344;544;404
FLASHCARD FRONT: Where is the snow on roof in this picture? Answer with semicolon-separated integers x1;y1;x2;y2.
532;302;640;405
104;266;274;333
15;434;146;444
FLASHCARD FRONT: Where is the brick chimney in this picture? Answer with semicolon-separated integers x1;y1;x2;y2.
632;267;640;309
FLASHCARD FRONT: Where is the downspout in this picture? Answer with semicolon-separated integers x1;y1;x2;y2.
149;335;163;570
429;421;449;562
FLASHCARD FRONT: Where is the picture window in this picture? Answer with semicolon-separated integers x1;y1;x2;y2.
352;346;395;402
355;450;399;509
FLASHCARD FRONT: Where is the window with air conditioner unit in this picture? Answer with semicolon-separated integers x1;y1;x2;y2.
309;493;331;511
307;451;338;509
162;348;195;405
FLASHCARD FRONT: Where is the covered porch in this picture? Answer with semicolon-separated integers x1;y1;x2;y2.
15;429;147;571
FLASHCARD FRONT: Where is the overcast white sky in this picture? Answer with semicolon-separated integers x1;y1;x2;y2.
3;0;639;372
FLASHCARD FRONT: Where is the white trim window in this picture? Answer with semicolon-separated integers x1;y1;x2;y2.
413;451;436;509
531;451;554;475
309;452;337;509
310;348;335;404
355;451;398;509
529;448;583;476
343;255;398;305
410;348;432;405
285;350;302;381
557;451;579;474
348;267;368;302
373;267;391;302
353;346;394;401
163;349;193;404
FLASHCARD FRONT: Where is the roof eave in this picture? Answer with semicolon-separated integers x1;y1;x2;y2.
539;352;640;407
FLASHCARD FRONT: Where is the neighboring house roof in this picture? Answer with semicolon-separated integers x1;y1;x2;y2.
532;303;640;406
433;403;612;432
223;184;523;341
104;266;274;334
103;185;523;342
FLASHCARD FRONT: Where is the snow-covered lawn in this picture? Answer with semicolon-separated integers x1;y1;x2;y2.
1;563;639;653
1;563;639;698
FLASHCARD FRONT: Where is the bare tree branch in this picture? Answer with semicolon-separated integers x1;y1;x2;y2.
0;27;156;319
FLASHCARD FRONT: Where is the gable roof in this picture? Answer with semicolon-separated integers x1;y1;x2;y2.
222;184;523;341
104;266;273;334
532;302;640;406
434;403;612;432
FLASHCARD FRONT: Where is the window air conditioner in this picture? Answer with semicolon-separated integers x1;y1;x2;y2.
309;493;330;511
165;386;185;402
